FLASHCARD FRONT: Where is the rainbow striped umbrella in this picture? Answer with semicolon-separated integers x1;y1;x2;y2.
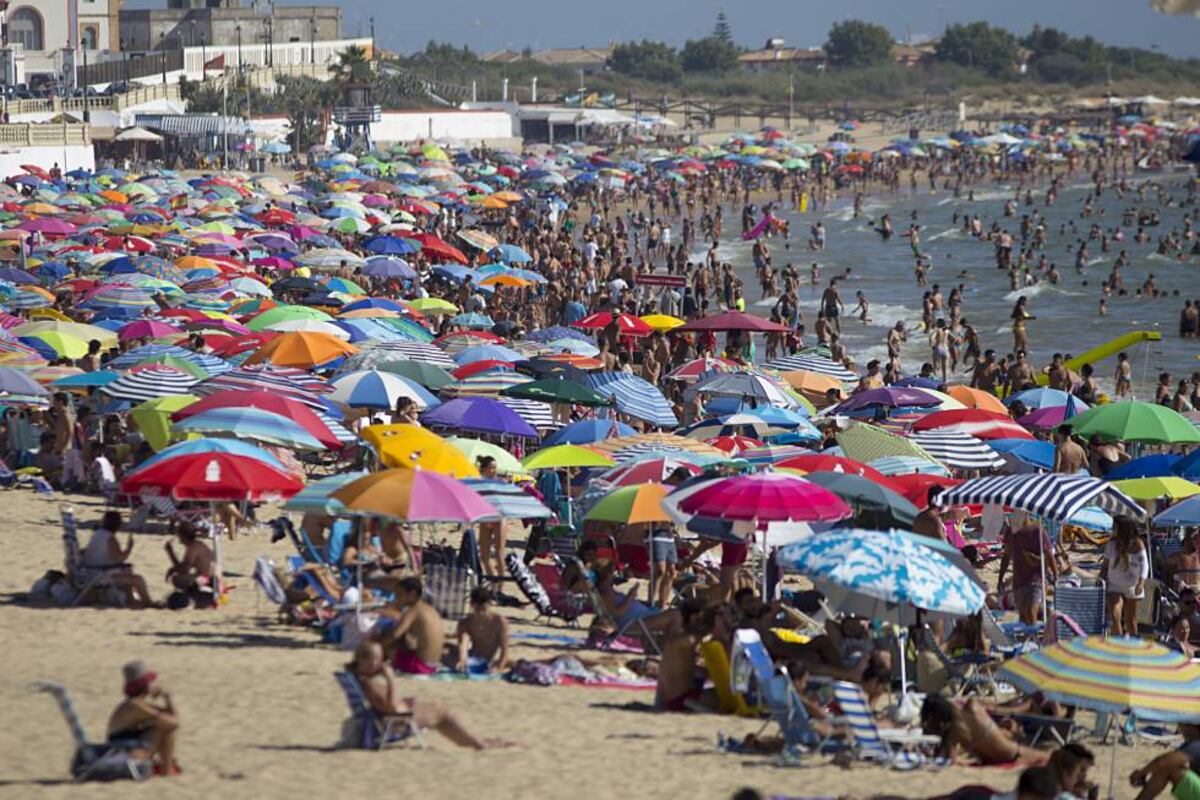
998;636;1200;722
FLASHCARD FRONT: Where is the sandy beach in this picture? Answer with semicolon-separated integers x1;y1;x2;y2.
0;490;1157;800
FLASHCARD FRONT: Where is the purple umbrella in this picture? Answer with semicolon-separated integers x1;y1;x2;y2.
364;256;416;279
0;267;39;283
1018;405;1072;430
245;232;297;251
420;397;538;438
17;218;77;236
835;386;942;414
891;375;944;390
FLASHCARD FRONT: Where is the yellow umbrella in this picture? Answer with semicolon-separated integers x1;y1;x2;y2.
12;320;118;350
1111;477;1199;501
362;423;480;478
640;314;685;331
27;308;72;322
521;444;615;470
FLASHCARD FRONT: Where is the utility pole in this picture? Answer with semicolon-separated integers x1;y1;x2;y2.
159;32;166;84
221;77;228;167
236;24;242;73
309;15;316;67
81;42;89;121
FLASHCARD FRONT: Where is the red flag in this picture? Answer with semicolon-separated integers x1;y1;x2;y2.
204;54;226;70
170;193;187;210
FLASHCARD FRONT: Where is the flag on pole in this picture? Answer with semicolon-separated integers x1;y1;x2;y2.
204;54;226;70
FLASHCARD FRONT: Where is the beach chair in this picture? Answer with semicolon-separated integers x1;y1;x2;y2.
60;506;128;608
759;672;842;754
1053;580;1107;639
505;553;579;626
914;627;998;698
582;581;662;656
34;682;152;782
831;681;940;770
253;556;288;607
332;672;425;751
1013;711;1080;747
699;641;757;717
730;628;777;704
423;563;471;622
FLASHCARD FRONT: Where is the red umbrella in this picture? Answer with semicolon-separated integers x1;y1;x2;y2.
774;454;890;483
705;435;763;454
258;208;296;226
678;311;788;332
407;233;467;265
433;331;504;347
102;235;155;253
21;164;52;180
886;474;963;510
172;390;342;449
207;332;279;357
911;409;1034;441
572;311;652;336
452;360;514;379
120;451;302;501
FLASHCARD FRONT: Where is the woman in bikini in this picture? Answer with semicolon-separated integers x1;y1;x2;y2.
921;695;1049;767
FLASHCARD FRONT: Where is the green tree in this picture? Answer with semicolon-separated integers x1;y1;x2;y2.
680;36;740;74
936;22;1018;77
823;20;894;67
277;75;336;152
607;40;682;82
330;46;373;85
712;10;733;44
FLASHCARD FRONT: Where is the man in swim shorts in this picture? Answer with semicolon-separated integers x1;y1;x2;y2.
375;576;445;675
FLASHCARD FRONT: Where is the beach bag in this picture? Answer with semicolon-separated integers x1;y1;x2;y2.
508;659;556;686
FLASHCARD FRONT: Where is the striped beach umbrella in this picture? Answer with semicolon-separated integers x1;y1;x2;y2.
369;341;455;368
172;407;325;451
101;365;201;403
283;471;369;515
463;479;553;520
765;354;857;382
909;430;1007;471
936;473;1145;523
442;370;532;398
328;369;438;410
587;373;678;428
496;397;558;431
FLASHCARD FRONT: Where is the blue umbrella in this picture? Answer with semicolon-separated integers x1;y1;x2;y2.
449;313;495;330
1104;455;1182;481
1008;388;1090;413
130;438;287;474
988;438;1055;471
363;256;416;279
588;373;678;428
0;267;38;284
1172;449;1200;480
544;418;636;445
1155;496;1200;527
363;236;418;255
51;370;121;389
777;527;986;620
172;407;325;451
489;244;532;264
452;344;525;365
0;365;51;397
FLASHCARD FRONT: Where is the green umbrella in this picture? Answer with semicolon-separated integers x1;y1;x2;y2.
584;483;671;524
1067;401;1200;444
501;377;612;408
522;444;614;470
445;437;523;474
246;304;334;332
130;395;199;451
375;359;455;389
799;471;919;531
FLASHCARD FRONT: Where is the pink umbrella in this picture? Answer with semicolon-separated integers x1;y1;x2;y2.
17;218;78;236
679;472;851;522
289;225;323;241
251;256;295;271
193;232;242;247
119;320;181;340
180;318;252;336
1018;405;1071;429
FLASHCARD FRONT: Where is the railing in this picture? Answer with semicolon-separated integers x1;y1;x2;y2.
181;38;372;75
79;49;184;86
0;123;91;146
3;83;180;116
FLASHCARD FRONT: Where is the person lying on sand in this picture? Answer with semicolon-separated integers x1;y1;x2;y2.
107;660;180;776
349;642;511;750
455;587;509;674
921;694;1050;768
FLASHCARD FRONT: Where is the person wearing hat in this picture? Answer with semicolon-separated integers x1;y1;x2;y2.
106;660;180;776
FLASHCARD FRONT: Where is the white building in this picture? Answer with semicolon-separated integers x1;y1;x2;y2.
4;0;120;76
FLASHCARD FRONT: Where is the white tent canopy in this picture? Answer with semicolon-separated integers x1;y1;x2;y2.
114;126;163;142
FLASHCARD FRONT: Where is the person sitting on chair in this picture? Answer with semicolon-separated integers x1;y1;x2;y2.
106;661;180;777
81;510;156;608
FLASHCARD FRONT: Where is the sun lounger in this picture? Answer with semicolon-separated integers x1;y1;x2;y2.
1053;580;1107;639
60;506;129;607
34;682;152;781
332;672;424;750
1013;712;1080;747
831;680;940;770
582;580;662;656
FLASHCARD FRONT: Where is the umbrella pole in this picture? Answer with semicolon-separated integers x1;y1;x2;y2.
645;526;656;607
759;522;768;601
897;626;909;697
1107;738;1119;800
1040;522;1051;638
209;500;222;603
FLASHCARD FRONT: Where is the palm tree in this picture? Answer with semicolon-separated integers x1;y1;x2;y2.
330;46;373;86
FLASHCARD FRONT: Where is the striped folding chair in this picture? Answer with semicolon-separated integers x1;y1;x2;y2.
332;672;424;750
422;563;471;621
34;682;152;781
1053;579;1107;639
832;681;940;770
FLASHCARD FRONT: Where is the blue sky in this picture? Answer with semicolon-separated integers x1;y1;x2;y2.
125;0;1200;58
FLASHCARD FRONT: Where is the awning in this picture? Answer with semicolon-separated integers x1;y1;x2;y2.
134;114;251;136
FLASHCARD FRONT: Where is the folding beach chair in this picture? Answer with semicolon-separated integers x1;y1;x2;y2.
914;627;998;698
505;553;580;626
34;682;152;781
1053;579;1107;639
831;681;940;770
423;563;471;622
583;580;662;655
60;506;128;607
1013;711;1080;747
332;672;424;750
759;672;842;754
253;556;288;607
730;628;777;705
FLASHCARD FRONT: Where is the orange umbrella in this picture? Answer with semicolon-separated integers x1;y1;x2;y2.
583;483;671;524
473;195;509;209
242;331;358;369
176;255;222;271
480;274;533;288
778;369;845;395
99;189;129;204
539;353;604;369
492;191;524;203
338;308;401;319
946;385;1007;414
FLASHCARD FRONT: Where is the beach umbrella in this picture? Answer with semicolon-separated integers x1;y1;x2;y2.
129;395;200;451
869;455;952;477
1019;405;1078;430
639;314;685;332
50;370;120;390
988;438;1056;472
776;369;845;397
911;409;1035;440
171;390;343;449
101;366;200;403
373;360;455;390
597;455;709;487
283;471;368;515
1008;388;1090;413
120;451;301;501
836;423;940;465
172;407;325;451
944;385;1007;414
584;483;671;524
777;527;986;619
361;423;477;478
835;387;941;414
1155;496;1200;527
243;331;358;369
587;373;678;428
1104;455;1183;480
1173;450;1200;481
130;438;287;477
0;365;51;398
328;369;437;410
1110;477;1200;502
765;354;857;381
677;311;788;332
571;311;652;337
501;377;611;407
445;437;523;474
543;418;636;445
679;472;850;523
442;370;532;398
800;472;918;530
886;474;963;509
938;473;1145;523
421;397;538;438
687;372;795;407
773;453;883;482
462;479;552;520
522;444;614;471
908;431;1007;471
331;469;495;522
997;636;1200;796
452;343;524;365
1067;402;1200;444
